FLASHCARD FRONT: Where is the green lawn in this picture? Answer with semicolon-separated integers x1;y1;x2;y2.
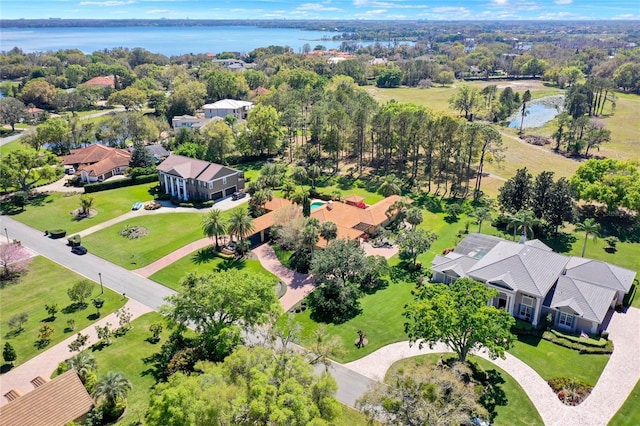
0;138;26;154
293;272;415;363
1;256;126;371
610;379;640;425
6;183;156;234
85;312;169;425
149;247;279;291
507;335;609;386
388;354;543;426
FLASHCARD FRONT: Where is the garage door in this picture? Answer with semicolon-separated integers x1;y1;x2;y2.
210;191;223;200
224;186;237;197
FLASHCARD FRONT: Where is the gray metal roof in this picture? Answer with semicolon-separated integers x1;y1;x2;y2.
453;233;503;259
431;253;479;277
565;257;636;293
546;276;617;324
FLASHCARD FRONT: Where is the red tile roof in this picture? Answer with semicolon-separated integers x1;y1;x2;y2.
84;75;115;88
62;144;131;178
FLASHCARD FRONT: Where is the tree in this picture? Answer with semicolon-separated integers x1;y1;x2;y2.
405;207;423;229
20;79;56;109
471;207;492;233
512;209;540;241
95;322;113;346
3;342;17;365
0;147;58;192
545;177;576;233
45;303;59;320
107;86;147;111
37;324;55;346
246;104;283;155
35;117;70;155
307;279;363;324
519;89;532;134
8;312;28;334
67;280;94;308
202;120;234;164
377;173;402;196
310;239;368;285
162;270;281;361
93;371;132;410
116;307;132;331
376;67;404;88
226;208;254;243
498;168;533;214
79;195;94;216
201;208;226;249
0;97;26;131
575;218;601;257
449;85;483;120
68;333;90;352
0;242;32;281
396;228;437;269
319;221;338;242
68;352;98;384
149;322;163;342
404;278;515;362
129;140;154;168
146;346;340;426
357;362;485;426
434;70;455;86
92;297;105;316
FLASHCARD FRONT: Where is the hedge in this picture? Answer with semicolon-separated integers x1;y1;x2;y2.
47;229;67;239
84;174;158;193
542;331;614;354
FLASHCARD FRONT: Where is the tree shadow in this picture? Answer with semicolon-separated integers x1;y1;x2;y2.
409;192;443;213
336;175;356;190
515;333;543;347
86;313;100;321
62;303;86;314
1;363;14;373
90;341;109;352
468;361;508;422
389;262;424;284
216;258;246;271
191;248;216;265
40;316;56;323
541;232;578;253
33;339;51;350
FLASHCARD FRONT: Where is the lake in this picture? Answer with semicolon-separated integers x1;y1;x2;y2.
509;95;565;129
0;25;373;56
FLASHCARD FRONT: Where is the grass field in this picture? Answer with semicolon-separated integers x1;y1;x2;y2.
1;256;126;370
149;247;279;291
5;183;155;234
508;335;609;386
610;379;640;425
83;212;208;270
388;354;543;426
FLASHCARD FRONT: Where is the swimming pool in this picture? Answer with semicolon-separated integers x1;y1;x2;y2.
310;201;326;211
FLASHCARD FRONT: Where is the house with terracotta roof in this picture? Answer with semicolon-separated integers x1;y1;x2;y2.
84;75;116;89
1;370;94;425
249;195;410;247
157;154;245;201
431;233;636;333
61;144;131;183
203;99;253;120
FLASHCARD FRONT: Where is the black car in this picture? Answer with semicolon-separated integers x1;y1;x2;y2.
232;191;247;201
71;245;88;255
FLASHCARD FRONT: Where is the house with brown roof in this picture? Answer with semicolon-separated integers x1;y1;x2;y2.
84;75;116;89
157;154;245;201
61;144;131;183
1;370;94;425
431;233;636;333
249;195;410;247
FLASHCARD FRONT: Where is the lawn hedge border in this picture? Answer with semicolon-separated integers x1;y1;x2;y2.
542;331;614;354
84;174;158;193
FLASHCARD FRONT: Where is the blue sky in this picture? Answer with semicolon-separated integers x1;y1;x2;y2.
1;0;638;21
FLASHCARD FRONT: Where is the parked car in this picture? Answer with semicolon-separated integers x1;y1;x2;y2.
71;245;88;255
232;191;247;201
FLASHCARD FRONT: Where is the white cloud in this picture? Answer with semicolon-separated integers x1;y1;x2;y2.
430;6;471;14
611;13;640;20
490;0;510;5
79;1;135;6
297;3;341;11
554;0;573;4
146;9;170;13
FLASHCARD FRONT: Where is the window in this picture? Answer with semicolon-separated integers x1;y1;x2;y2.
518;296;534;321
558;312;574;329
223;177;227;185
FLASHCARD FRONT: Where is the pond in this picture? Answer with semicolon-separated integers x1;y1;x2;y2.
509;95;565;129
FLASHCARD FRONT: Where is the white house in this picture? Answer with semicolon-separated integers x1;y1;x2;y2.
203;99;253;120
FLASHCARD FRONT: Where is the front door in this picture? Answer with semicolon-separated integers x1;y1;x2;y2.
497;297;507;310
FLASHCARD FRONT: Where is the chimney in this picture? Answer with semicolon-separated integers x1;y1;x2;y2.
519;232;526;244
327;200;333;210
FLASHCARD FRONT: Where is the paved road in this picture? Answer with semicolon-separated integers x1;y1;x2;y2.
0;130;26;147
0;215;374;408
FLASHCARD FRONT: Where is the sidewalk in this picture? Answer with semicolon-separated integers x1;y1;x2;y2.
133;237;213;277
252;244;315;311
0;299;152;407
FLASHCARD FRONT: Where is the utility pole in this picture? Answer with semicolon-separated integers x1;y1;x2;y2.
98;272;104;294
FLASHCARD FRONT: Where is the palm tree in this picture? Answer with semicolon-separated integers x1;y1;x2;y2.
281;180;296;199
319;221;338;242
201;209;226;249
290;187;310;205
93;371;132;409
292;166;308;188
307;164;321;189
79;195;94;216
227;208;255;242
575;218;600;257
67;352;97;385
471;207;492;233
377;174;402;197
516;209;540;241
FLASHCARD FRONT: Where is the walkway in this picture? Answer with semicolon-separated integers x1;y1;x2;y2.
133;237;214;278
345;306;640;426
0;299;152;407
252;244;315;312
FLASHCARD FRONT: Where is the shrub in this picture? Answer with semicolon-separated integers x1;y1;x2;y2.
178;202;194;208
119;225;149;239
601;330;609;340
67;234;81;247
541;330;613;354
83;174;157;193
548;377;592;406
48;229;67;238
